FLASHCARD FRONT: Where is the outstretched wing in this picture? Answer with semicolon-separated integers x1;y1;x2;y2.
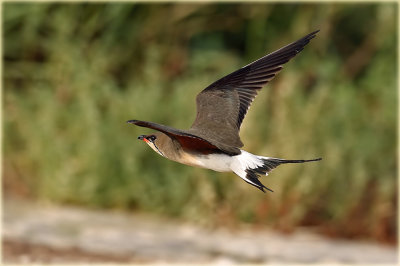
190;30;319;149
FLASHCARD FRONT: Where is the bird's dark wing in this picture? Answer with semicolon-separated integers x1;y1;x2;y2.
127;120;240;155
190;30;319;149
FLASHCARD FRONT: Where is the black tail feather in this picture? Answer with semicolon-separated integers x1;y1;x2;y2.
244;169;273;193
273;158;322;164
245;157;322;192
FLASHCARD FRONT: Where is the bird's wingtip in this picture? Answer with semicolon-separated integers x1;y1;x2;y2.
307;29;320;39
126;120;138;124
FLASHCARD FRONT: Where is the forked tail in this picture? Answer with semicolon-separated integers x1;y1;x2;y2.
231;150;322;192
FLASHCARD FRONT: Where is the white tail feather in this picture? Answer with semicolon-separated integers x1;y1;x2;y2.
230;150;269;190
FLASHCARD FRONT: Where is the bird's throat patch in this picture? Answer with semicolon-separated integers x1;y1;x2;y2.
145;141;164;157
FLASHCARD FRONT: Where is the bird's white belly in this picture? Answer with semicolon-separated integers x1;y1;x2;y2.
181;153;233;172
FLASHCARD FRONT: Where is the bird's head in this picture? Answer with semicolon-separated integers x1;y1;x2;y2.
137;133;165;157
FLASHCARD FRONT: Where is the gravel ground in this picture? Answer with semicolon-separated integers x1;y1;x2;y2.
3;198;398;264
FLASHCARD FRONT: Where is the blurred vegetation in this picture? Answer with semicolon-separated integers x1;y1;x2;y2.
3;3;397;243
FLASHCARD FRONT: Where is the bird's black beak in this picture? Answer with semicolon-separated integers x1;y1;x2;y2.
138;135;145;140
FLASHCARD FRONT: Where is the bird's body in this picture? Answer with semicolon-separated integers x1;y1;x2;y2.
142;131;233;171
128;30;322;192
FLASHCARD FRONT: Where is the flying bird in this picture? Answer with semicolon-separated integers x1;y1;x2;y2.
128;30;322;192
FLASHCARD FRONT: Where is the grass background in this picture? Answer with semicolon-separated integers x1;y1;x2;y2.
3;2;397;243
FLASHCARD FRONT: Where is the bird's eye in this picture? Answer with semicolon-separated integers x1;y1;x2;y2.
149;135;156;141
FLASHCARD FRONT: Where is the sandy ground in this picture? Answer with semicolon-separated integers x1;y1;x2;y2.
3;197;398;264
3;239;145;264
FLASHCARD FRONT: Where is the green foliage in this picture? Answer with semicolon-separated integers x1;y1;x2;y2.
3;3;397;242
